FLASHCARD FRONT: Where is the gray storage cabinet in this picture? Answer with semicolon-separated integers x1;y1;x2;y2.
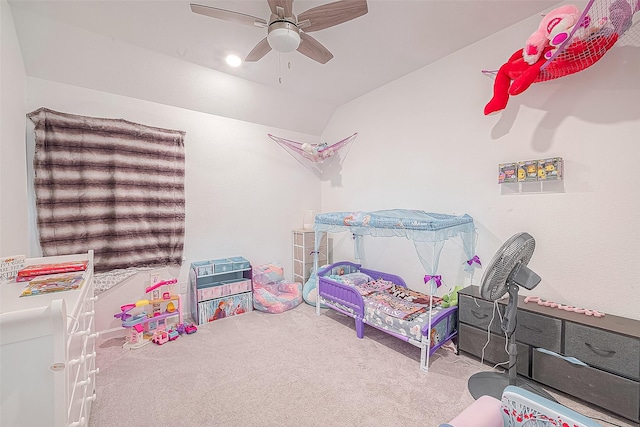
457;285;640;423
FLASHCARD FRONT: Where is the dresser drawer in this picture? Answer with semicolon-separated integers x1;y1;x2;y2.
459;295;503;334
516;310;561;352
458;323;529;376
532;349;640;422
565;322;640;380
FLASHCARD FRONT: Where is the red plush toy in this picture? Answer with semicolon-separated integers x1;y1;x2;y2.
484;30;619;115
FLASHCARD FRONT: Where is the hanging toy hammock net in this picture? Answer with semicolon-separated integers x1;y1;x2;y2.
537;0;638;82
484;0;639;114
268;132;358;178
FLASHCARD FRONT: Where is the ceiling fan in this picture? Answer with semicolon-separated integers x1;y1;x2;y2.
190;0;368;64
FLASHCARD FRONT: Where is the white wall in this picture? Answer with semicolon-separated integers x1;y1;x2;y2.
321;13;640;321
0;0;29;256
26;77;321;332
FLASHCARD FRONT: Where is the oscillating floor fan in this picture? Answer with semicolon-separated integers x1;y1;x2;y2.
467;232;555;401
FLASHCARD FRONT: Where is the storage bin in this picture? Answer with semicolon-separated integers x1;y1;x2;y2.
192;260;214;277
197;291;253;324
196;279;252;302
211;258;234;273
229;256;250;271
222;278;252;295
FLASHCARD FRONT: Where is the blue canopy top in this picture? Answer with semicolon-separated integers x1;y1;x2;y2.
314;209;474;242
313;209;478;284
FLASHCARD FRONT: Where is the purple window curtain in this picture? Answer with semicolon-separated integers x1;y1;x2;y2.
27;108;185;273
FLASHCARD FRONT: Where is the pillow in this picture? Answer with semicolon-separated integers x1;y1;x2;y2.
340;272;374;286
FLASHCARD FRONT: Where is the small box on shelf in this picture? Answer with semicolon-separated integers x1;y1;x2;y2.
521;160;538;182
499;157;563;184
537;157;563;181
498;162;517;184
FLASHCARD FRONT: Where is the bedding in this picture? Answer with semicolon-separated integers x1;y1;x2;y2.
317;261;457;371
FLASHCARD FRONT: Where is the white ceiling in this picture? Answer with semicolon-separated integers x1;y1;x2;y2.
9;0;563;133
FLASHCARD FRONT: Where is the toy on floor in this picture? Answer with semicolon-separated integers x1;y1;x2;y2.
115;278;185;349
484;2;620;115
152;330;169;345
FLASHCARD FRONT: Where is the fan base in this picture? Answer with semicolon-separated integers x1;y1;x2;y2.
468;371;557;402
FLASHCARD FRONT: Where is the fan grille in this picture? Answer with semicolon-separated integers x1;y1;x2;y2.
480;233;536;301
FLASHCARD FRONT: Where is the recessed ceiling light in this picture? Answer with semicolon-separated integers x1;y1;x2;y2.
226;55;242;67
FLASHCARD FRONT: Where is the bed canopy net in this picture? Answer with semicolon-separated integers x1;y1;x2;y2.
312;210;479;295
484;0;640;114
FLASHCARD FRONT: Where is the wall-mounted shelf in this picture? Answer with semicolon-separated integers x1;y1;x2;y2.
500;180;565;195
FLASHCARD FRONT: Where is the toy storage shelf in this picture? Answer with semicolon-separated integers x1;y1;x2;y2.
189;257;253;325
457;285;640;423
0;251;97;427
292;229;328;284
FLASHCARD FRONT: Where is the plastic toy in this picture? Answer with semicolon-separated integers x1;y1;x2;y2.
167;329;179;341
115;278;183;349
152;330;169;345
185;324;198;334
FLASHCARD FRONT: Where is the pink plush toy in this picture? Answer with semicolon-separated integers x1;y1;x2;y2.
523;4;581;65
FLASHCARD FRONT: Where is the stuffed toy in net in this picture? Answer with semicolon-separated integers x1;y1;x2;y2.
484;0;636;115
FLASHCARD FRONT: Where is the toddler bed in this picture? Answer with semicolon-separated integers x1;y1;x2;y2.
312;209;478;371
318;261;457;371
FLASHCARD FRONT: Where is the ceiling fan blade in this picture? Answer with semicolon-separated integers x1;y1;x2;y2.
190;4;267;27
245;37;272;62
298;0;367;32
297;32;333;64
267;0;293;18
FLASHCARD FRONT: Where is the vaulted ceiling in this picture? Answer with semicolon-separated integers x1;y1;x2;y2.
9;0;562;134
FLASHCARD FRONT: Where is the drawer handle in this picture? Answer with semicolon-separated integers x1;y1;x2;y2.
585;342;616;358
521;324;543;334
470;310;489;320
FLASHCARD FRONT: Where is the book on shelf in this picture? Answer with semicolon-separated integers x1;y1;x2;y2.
17;260;88;282
20;272;85;297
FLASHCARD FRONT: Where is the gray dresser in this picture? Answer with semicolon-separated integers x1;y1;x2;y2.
457;285;640;423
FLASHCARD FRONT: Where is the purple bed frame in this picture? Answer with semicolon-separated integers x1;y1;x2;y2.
317;261;458;371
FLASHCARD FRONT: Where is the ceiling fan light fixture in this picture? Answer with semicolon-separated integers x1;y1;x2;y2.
267;21;300;53
225;54;242;67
